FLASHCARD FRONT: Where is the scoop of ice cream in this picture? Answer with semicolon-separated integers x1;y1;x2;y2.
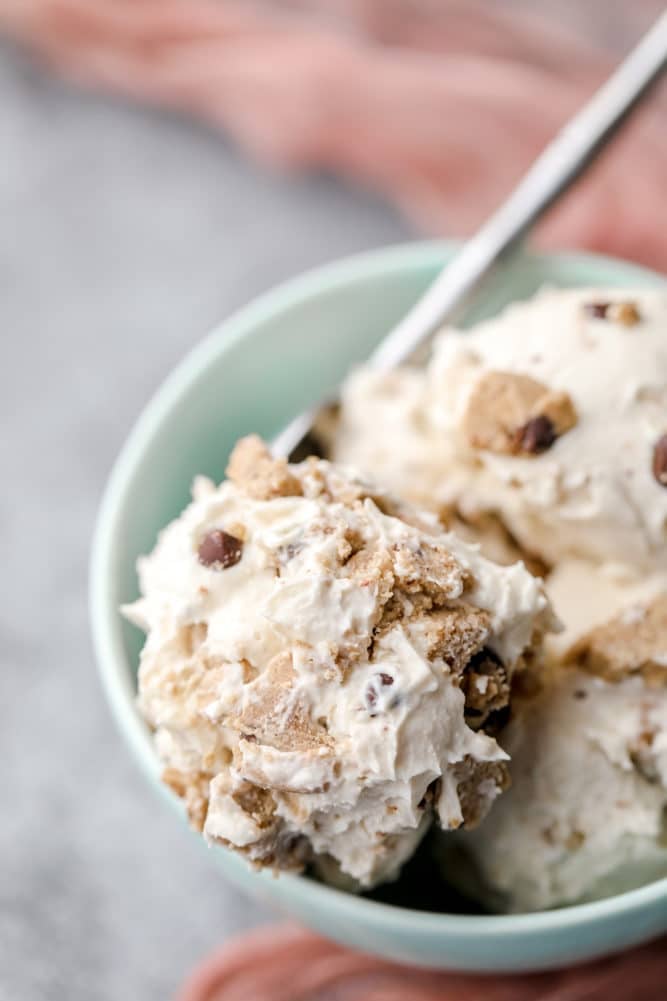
124;436;551;888
333;287;667;573
441;591;667;912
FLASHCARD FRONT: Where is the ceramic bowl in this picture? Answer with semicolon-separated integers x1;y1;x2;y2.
90;241;667;972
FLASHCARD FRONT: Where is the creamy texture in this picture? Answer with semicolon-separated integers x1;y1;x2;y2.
439;562;667;912
445;668;667;912
125;437;551;887
333;287;667;572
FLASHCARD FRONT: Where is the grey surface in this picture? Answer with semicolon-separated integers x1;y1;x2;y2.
0;45;410;1001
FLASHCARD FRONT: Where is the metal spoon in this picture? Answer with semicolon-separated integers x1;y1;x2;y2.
273;10;667;460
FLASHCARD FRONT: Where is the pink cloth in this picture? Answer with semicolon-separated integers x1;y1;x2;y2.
177;924;667;1001
1;0;667;269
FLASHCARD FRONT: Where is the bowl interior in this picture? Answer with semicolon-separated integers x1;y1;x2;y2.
91;242;667;969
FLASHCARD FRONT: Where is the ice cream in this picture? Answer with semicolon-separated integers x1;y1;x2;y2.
124;436;552;887
331;286;667;907
332;287;667;573
440;589;667;912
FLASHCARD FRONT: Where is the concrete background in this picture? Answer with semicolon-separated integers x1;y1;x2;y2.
0;43;411;1001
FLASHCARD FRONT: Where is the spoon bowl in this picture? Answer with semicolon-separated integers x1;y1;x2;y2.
90;241;667;972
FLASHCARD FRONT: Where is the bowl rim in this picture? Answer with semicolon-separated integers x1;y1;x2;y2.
90;238;667;936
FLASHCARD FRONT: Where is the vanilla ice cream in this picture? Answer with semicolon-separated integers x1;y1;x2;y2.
440;590;667;912
124;436;552;887
333;287;667;573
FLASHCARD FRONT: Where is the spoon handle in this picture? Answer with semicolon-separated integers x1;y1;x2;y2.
274;11;667;458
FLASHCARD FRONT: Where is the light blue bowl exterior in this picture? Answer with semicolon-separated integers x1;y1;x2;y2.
90;241;667;972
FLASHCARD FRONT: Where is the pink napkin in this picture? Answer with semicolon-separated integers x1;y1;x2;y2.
176;924;666;1001
2;0;666;269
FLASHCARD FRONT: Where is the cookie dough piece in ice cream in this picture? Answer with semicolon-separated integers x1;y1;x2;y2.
124;436;552;888
544;558;667;659
333;288;667;573
442;591;667;912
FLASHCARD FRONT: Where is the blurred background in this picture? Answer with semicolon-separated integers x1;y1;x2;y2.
2;2;666;999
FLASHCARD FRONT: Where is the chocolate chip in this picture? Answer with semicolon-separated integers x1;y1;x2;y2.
466;646;503;671
198;529;243;569
378;673;394;686
513;415;557;455
652;434;667;487
584;301;610;319
482;704;511;736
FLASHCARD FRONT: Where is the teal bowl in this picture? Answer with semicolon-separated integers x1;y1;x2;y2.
90;241;667;972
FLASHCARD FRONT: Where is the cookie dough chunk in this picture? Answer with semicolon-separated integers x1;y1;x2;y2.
461;371;577;456
566;594;667;686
